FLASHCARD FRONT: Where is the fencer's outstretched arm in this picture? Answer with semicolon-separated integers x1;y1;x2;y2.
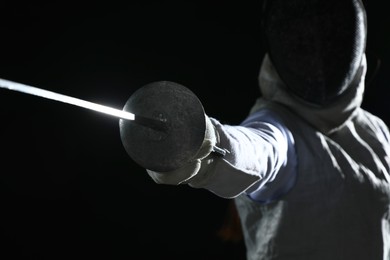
147;107;297;200
120;79;296;200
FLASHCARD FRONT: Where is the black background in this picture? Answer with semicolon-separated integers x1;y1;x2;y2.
0;1;388;259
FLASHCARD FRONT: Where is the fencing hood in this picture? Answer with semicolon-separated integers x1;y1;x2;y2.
262;0;367;106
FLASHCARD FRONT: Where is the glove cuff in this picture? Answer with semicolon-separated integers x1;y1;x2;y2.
194;115;219;160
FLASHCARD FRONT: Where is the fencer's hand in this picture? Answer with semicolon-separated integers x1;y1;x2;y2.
146;115;218;185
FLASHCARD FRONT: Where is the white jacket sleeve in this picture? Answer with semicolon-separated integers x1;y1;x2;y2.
187;115;290;199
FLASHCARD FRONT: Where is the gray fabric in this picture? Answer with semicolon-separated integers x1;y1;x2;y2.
234;54;390;260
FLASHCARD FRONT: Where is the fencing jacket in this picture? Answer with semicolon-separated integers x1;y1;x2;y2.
188;54;390;259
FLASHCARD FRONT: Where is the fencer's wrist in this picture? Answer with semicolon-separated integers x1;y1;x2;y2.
196;115;219;159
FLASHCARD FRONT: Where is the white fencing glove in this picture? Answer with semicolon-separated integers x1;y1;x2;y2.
146;115;220;185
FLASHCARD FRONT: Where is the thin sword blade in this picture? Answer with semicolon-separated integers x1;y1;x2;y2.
0;78;135;120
